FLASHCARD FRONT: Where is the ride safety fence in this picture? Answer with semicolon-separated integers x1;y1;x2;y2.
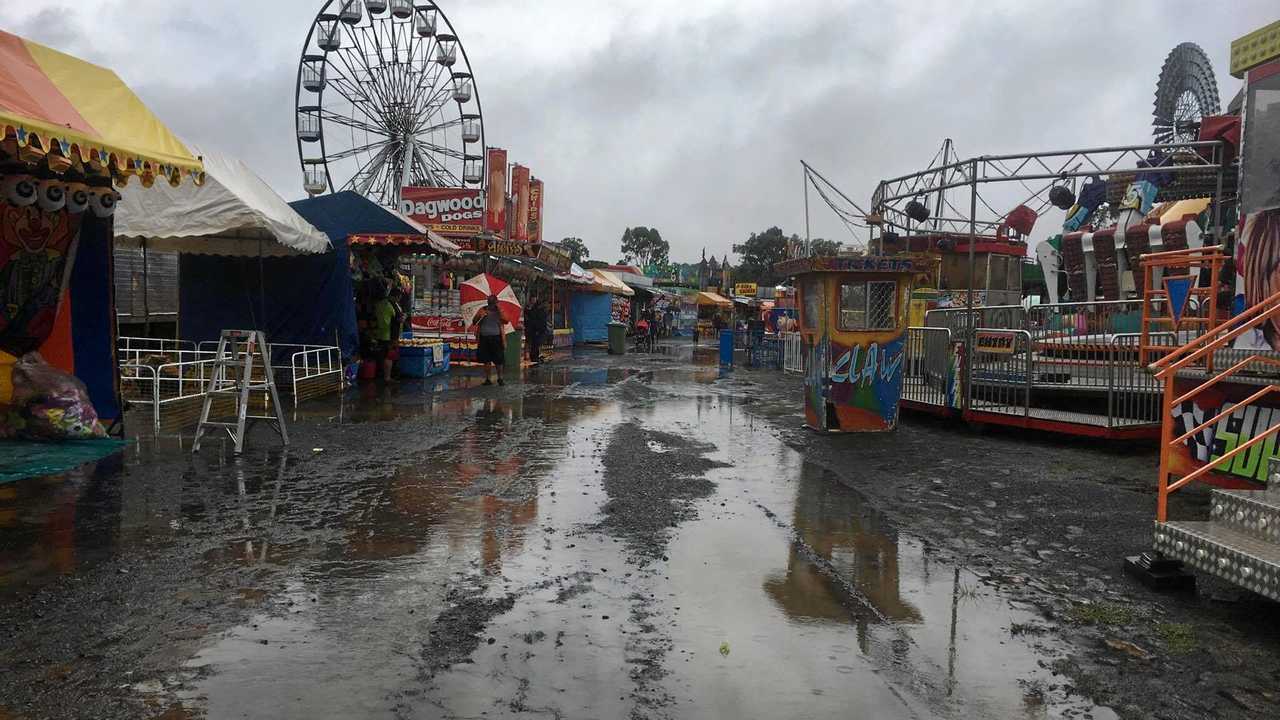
902;299;1191;431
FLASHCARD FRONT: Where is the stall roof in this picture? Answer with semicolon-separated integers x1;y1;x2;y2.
116;147;329;256
635;285;681;299
696;291;733;308
347;231;460;256
287;191;424;249
558;263;595;285
590;269;635;297
0;30;203;186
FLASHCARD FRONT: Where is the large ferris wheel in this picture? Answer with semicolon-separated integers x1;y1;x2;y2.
294;0;485;208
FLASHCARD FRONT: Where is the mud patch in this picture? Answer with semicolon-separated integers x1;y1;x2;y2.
420;580;517;678
596;422;726;558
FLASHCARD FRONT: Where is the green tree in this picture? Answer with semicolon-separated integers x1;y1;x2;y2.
620;227;670;269
810;238;842;256
733;227;794;286
558;237;590;265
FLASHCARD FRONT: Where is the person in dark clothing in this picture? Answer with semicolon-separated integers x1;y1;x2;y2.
475;295;506;386
525;297;548;363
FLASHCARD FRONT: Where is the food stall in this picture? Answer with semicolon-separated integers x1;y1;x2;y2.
570;270;634;344
404;237;569;364
551;263;594;351
776;254;919;433
694;291;733;340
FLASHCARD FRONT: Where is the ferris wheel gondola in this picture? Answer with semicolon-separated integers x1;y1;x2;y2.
294;0;485;208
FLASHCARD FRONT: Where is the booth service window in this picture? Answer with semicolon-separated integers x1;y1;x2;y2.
839;281;897;331
802;280;822;329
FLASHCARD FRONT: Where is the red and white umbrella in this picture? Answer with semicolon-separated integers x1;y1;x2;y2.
459;273;523;330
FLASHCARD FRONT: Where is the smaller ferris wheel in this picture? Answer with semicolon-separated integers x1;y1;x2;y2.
294;0;485;208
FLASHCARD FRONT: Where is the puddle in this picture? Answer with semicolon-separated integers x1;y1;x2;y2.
2;361;1116;719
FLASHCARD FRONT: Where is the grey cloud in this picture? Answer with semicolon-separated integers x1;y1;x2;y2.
8;0;1276;263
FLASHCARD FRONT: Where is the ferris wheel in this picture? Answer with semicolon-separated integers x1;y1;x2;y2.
1152;42;1220;146
294;0;485;208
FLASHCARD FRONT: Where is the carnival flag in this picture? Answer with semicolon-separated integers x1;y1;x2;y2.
1164;275;1195;325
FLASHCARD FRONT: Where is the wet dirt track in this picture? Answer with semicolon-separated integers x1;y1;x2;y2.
1;345;1276;719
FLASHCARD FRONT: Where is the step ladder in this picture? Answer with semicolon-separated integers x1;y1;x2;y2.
193;329;289;455
1154;458;1280;602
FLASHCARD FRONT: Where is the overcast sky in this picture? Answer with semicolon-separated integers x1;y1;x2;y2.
9;1;1274;264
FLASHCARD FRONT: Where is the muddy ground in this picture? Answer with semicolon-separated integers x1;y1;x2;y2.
1;341;1278;719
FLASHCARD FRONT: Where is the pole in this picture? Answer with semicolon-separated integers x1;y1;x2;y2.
397;138;413;209
933;138;951;233
803;165;811;257
1212;144;1225;244
141;239;151;336
964;159;978;415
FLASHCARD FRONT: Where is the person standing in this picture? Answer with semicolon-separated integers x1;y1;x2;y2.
372;286;399;382
475;295;506;386
525;296;548;364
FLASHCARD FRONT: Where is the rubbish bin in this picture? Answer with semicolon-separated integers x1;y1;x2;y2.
608;322;627;355
719;329;734;368
504;329;523;370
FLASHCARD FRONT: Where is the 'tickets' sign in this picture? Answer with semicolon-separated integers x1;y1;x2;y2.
400;187;485;236
485;147;508;233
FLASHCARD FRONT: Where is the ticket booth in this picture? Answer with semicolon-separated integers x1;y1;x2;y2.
776;255;918;433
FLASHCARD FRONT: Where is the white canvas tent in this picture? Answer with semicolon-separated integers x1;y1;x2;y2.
115;147;329;256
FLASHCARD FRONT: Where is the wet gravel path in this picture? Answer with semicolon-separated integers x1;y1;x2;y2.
1;347;1277;719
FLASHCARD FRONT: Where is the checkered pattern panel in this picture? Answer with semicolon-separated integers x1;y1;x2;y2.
1172;400;1212;462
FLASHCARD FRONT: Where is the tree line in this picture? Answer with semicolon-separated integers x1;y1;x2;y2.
554;226;841;285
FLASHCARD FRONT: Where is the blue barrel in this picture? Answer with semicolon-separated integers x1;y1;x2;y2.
719;329;734;368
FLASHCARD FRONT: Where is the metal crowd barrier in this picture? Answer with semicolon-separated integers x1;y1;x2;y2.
119;356;220;433
924;305;1026;336
903;300;1177;429
119;338;344;433
1026;300;1144;392
967;329;1033;419
903;327;955;409
1106;333;1176;427
781;332;805;374
197;340;343;408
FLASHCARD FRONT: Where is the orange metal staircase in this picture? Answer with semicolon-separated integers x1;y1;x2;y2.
1145;247;1280;600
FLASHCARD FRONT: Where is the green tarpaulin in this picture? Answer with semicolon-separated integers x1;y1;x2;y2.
0;438;127;484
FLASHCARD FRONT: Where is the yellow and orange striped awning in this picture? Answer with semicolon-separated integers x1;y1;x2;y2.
0;30;203;186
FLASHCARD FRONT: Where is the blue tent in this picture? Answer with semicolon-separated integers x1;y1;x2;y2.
179;192;420;360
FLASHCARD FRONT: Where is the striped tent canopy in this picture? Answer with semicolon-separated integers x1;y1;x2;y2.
0;30;203;186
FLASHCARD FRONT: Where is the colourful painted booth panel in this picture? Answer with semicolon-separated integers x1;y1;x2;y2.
785;255;918;433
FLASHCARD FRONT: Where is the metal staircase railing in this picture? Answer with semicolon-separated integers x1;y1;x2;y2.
1152;286;1280;522
1138;245;1224;369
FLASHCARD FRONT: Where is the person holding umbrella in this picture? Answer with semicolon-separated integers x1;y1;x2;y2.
475;295;506;386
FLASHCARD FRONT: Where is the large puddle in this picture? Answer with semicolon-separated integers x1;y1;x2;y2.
0;361;1115;719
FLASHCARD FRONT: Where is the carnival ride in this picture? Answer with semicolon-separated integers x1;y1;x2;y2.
294;0;486;208
791;43;1236;440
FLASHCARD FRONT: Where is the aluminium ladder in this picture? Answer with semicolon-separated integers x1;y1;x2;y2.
193;329;289;455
